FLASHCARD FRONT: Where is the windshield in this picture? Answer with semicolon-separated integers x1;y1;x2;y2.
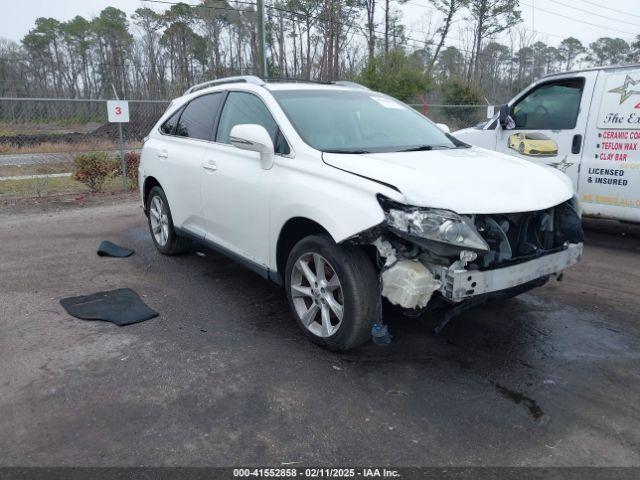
271;89;464;153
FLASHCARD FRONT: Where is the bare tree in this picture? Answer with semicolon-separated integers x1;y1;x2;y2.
427;0;467;73
466;0;521;81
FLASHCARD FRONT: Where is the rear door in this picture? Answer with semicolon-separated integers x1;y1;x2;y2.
495;73;598;190
158;92;225;238
578;69;640;222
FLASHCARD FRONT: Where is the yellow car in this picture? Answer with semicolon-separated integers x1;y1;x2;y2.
508;132;558;156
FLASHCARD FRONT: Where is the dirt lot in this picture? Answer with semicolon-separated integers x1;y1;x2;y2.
0;200;639;466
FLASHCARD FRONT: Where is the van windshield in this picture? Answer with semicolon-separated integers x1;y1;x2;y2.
271;89;465;154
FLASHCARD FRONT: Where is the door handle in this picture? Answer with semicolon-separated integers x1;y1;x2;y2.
571;134;582;155
203;160;217;171
157;150;168;159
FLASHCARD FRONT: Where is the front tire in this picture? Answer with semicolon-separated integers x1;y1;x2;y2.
284;235;380;351
146;186;191;255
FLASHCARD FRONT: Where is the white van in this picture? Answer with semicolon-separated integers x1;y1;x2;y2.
455;64;640;223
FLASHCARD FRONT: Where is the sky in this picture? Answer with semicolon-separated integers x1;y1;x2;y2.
2;0;638;51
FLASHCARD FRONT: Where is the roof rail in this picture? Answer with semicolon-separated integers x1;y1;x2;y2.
184;75;265;95
332;80;371;91
265;77;332;85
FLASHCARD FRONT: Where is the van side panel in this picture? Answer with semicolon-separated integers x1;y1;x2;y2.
578;68;640;222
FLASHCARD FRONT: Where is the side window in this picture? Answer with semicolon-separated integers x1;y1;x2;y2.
174;93;224;140
512;78;584;130
216;92;290;155
160;107;183;135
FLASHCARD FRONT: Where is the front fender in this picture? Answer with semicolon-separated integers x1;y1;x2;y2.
268;158;401;270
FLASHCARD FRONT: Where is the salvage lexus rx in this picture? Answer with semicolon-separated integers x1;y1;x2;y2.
139;76;584;350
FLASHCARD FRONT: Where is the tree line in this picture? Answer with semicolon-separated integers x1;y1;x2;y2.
0;0;639;103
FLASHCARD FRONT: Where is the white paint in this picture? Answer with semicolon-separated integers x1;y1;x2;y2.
322;147;573;214
107;100;129;123
597;73;640;129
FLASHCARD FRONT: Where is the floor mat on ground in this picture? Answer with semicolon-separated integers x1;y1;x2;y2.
60;288;158;326
97;240;134;257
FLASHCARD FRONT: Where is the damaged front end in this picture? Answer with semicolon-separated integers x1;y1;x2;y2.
346;194;584;312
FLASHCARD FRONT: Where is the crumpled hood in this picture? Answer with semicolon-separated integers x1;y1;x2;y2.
322;147;574;214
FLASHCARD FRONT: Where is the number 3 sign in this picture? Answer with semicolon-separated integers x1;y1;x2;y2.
107;100;130;123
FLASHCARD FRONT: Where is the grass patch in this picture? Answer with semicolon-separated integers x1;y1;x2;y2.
0;174;129;199
0;162;74;177
0;121;102;136
0;140;142;155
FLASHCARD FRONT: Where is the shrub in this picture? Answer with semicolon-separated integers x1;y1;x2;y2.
73;152;112;193
112;152;141;188
357;50;431;102
441;80;484;128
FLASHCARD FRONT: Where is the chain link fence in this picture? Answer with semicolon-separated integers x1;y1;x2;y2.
0;98;170;155
0;97;492;205
0;98;169;204
408;104;493;131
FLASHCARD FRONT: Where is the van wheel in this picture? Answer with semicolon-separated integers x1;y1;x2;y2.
146;186;191;255
284;235;380;351
518;143;525;153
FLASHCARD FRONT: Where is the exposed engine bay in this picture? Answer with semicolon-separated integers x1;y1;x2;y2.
346;196;585;311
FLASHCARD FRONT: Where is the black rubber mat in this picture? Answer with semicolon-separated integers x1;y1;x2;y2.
97;240;134;258
60;288;158;326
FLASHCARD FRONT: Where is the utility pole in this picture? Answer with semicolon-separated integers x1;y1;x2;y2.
257;0;268;79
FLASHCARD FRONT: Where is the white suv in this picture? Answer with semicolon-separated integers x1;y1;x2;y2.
139;75;584;350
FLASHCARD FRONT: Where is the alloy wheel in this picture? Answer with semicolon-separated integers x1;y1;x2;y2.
149;195;170;247
290;252;344;338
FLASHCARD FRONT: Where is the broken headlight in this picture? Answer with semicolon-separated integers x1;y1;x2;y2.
378;195;490;251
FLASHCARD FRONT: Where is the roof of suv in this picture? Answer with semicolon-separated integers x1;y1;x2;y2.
183;75;371;96
265;83;363;91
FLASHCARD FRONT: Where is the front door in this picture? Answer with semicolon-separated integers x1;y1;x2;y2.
496;74;597;191
201;91;291;267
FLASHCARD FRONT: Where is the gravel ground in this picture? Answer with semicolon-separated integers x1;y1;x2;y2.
0;201;639;466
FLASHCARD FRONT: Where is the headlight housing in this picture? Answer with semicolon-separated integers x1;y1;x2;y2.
378;195;489;251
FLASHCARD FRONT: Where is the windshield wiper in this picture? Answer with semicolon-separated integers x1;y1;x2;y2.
398;145;433;152
397;144;455;152
323;149;371;154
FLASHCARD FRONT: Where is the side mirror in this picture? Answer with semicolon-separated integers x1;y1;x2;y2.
499;104;514;130
435;123;450;134
229;124;275;170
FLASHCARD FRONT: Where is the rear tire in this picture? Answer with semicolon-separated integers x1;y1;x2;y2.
146;186;191;256
284;235;380;351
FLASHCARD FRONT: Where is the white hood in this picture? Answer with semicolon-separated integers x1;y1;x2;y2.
322;147;574;214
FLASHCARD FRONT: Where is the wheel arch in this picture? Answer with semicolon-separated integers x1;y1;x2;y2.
143;176;162;213
275;217;333;280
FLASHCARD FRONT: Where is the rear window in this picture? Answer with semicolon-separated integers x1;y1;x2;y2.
160;107;183;135
175;93;224;141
